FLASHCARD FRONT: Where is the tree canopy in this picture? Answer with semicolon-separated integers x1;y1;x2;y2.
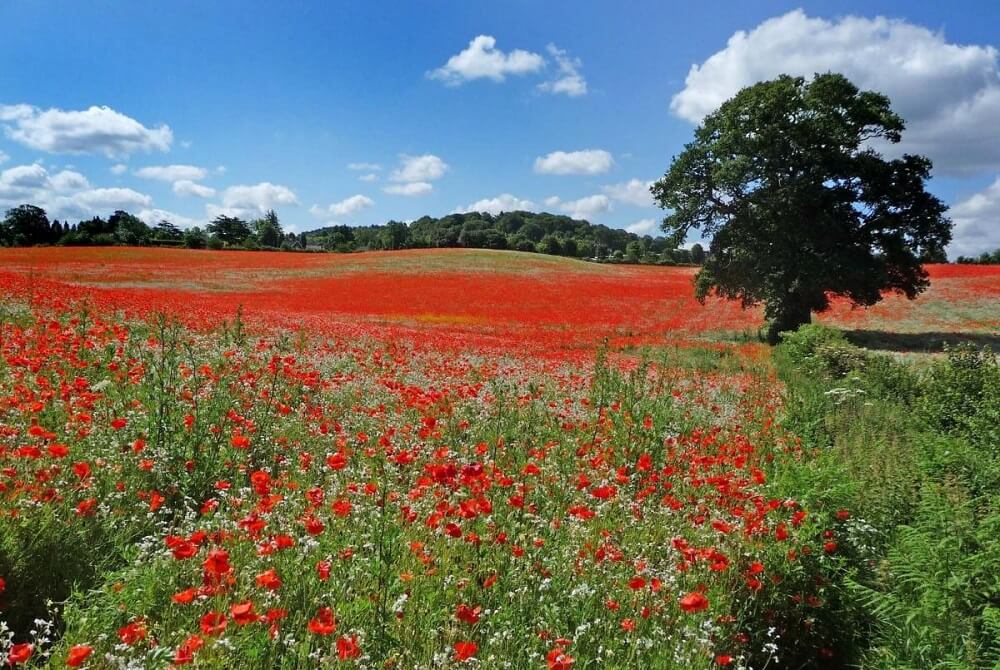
1;205;52;246
653;73;952;343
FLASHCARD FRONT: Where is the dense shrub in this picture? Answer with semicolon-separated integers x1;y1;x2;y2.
779;324;870;379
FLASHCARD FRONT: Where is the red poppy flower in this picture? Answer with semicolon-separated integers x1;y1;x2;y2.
202;548;231;575
316;560;331;581
308;607;337;635
173;634;204;665
547;646;575;669
66;644;93;667
454;641;478;661
679;591;710;613
304;516;325;535
118;621;147;645
455;603;481;625
7;643;32;665
200;611;228;635
172;587;197;604
256;568;282;590
230;601;259;625
336;635;361;660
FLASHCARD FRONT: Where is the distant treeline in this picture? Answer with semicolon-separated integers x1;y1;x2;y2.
0;204;306;251
955;248;1000;264
304;210;705;264
1;204;706;264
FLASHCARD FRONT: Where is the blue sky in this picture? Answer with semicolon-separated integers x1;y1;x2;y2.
1;1;999;256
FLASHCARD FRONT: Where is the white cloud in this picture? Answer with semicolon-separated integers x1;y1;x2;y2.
670;10;1000;175
456;193;535;215
135;164;208;182
948;177;1000;257
545;194;612;220
538;44;587;97
0;150;8;165
359;173;378;182
173;180;216;198
110;163;127;175
428;35;545;85
534;149;614;175
0;164;49;190
0;162;155;221
348;162;381;171
49;170;89;191
626;218;659;236
0;104;172;158
0;165;89;197
383;182;433;197
137;208;201;228
0;104;36;122
73;187;152;210
311;194;374;218
219;182;298;215
390;154;449;182
603;178;655;207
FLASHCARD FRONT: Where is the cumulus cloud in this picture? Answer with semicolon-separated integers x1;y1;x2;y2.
173;180;216;198
0;164;49;190
383;182;433;197
137;208;201;228
49;170;90;191
0;104;172;158
0;165;88;196
348;162;381;171
626;218;659;236
948;178;1000;257
310;194;374;218
455;193;535;215
670;10;1000;175
0;150;8;165
135;164;208;182
429;35;544;85
544;194;612;220
390;154;449;182
0;162;154;220
110;163;128;175
359;173;378;182
603;178;655;207
72;187;152;210
219;182;298;215
534;149;614;175
538;44;587;97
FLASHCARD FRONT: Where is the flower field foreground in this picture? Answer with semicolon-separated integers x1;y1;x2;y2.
0;248;996;668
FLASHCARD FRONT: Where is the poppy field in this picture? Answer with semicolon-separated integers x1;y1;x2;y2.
0;248;998;669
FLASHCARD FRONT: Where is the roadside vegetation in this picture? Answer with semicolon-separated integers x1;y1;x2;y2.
773;325;1000;668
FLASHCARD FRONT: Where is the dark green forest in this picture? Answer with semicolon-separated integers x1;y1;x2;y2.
0;204;706;265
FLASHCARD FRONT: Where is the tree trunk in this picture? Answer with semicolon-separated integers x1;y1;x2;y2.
766;298;812;345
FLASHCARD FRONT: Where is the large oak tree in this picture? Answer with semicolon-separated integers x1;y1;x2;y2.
653;73;952;343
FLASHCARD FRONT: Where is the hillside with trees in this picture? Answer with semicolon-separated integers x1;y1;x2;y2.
304;210;701;263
